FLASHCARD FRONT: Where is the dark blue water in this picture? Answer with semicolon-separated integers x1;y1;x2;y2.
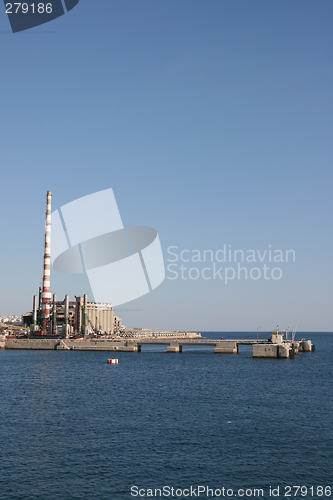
0;333;332;500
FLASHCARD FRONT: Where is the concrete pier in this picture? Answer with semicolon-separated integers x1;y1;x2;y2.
277;343;294;358
4;339;141;352
214;341;238;354
2;336;315;356
292;341;301;355
57;340;141;352
301;340;315;352
167;343;182;353
253;343;295;358
5;339;59;350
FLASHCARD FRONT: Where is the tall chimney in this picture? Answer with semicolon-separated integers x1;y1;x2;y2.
32;295;38;326
52;293;57;335
42;191;52;331
64;294;70;337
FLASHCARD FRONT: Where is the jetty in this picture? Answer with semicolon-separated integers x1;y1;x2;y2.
0;331;315;358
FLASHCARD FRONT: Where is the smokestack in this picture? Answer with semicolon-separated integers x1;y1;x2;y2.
64;294;70;337
42;191;52;330
83;294;88;326
33;295;38;325
52;293;57;335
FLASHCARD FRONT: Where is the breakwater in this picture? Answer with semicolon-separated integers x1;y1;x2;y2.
1;337;315;357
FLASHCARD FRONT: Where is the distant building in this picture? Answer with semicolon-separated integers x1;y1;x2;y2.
114;315;122;331
114;315;125;331
0;315;22;326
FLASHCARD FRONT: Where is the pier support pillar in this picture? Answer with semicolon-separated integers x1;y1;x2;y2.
277;343;294;358
302;340;314;352
292;341;300;355
214;342;238;354
167;343;182;353
126;343;141;352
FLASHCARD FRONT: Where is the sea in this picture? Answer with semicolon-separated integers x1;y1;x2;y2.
0;332;332;500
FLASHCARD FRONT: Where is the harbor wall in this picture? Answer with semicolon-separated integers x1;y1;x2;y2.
57;340;140;351
3;338;315;355
5;339;58;350
4;339;140;352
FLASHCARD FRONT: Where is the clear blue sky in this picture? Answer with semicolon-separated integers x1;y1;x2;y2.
1;0;332;331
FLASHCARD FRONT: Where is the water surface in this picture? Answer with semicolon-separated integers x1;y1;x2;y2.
0;332;332;499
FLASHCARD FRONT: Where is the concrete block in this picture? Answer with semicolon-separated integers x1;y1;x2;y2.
167;343;182;353
124;343;141;352
292;341;300;355
252;344;278;357
278;343;294;358
57;340;140;351
214;341;238;354
302;340;313;352
5;339;58;350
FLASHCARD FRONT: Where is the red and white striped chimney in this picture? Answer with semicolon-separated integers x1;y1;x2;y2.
42;191;52;327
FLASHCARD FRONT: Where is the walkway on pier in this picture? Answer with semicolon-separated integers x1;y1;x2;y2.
126;338;268;353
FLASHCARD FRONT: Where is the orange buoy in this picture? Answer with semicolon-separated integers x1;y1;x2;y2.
107;358;118;364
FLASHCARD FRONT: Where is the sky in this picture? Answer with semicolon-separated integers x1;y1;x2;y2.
0;0;332;331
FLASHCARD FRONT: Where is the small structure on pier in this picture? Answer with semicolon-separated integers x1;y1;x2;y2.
252;328;315;358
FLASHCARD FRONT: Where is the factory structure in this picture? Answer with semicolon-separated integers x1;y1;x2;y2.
27;191;120;338
3;191;315;356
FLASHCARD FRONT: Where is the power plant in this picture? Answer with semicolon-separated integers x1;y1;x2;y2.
28;191;116;338
9;190;314;359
